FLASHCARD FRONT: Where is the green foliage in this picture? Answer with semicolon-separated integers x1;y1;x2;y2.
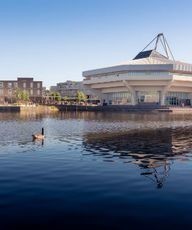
76;91;87;103
15;88;22;100
55;92;61;101
22;91;29;101
63;96;69;101
50;92;61;101
14;88;29;102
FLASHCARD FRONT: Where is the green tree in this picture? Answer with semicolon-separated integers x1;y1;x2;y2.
63;96;69;101
50;92;61;102
55;92;61;101
76;91;87;103
21;90;29;102
14;88;29;103
15;88;22;101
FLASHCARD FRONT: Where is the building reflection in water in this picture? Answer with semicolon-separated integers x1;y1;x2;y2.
83;127;192;188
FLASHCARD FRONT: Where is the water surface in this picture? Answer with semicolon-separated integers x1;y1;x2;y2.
0;112;192;229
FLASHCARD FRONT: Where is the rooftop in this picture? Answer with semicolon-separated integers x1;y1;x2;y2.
83;34;192;77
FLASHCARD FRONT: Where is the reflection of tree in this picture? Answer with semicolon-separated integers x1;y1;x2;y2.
83;127;192;189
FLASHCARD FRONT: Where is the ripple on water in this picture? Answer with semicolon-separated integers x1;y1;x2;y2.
0;112;192;228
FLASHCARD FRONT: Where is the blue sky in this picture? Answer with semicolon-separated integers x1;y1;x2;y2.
0;0;192;88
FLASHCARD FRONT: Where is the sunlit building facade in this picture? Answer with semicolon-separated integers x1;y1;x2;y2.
50;80;99;101
0;77;43;103
83;35;192;106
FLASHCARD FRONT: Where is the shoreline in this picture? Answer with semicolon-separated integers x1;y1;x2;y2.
56;104;192;114
0;105;59;113
0;104;192;114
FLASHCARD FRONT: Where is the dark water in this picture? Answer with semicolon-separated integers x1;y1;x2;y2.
0;112;192;229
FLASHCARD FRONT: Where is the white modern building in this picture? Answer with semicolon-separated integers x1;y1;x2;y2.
83;34;192;106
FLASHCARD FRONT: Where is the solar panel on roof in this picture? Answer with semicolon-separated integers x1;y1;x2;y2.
133;50;153;60
133;50;169;60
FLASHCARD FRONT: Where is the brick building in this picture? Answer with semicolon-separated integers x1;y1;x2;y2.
0;77;43;103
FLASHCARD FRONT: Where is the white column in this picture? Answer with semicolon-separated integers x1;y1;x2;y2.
131;91;136;105
122;80;136;105
160;91;166;105
160;81;173;105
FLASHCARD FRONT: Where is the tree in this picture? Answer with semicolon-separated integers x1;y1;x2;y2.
50;92;61;102
76;91;87;103
55;92;61;101
62;96;69;101
14;88;29;103
15;88;22;101
21;90;29;102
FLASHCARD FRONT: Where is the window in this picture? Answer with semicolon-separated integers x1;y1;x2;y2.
30;82;33;88
0;89;3;96
37;89;40;96
8;89;12;96
23;82;26;88
0;82;3;88
137;91;160;103
166;92;192;106
14;82;18;88
30;89;33;96
103;92;132;105
8;82;12;88
37;83;41;88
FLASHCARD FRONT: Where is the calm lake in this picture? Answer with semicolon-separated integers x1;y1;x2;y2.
0;111;192;229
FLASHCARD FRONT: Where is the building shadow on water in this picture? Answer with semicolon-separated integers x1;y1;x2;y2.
83;127;192;188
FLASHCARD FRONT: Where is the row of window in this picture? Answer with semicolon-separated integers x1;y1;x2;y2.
126;71;168;76
103;92;132;104
0;82;18;88
0;82;41;88
166;92;192;99
104;91;192;105
175;64;192;72
165;92;192;106
0;89;41;96
104;92;131;99
91;71;169;80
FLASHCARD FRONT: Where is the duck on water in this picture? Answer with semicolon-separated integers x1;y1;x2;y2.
32;128;45;140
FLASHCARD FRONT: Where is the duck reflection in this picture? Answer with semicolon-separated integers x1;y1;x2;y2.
83;127;192;188
32;138;44;146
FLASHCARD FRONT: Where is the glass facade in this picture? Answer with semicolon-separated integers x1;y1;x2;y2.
103;92;132;105
103;90;192;106
166;92;192;106
137;91;160;104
